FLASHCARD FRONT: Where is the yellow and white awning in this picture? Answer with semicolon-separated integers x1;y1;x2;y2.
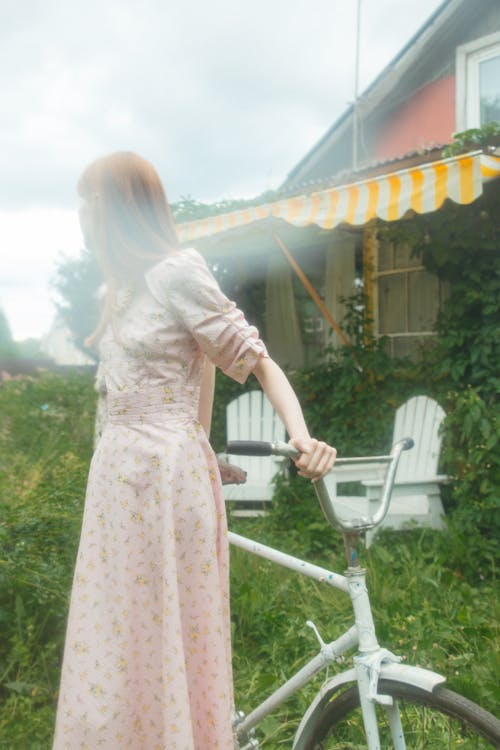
177;152;500;243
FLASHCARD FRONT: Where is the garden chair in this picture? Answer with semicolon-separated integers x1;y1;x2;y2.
219;390;286;516
323;395;448;546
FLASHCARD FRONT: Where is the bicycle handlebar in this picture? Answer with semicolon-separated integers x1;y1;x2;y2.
225;438;414;533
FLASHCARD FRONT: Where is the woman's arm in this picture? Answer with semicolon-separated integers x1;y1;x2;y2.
198;357;215;437
253;356;336;480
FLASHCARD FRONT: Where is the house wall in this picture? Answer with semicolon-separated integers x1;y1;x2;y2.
371;7;500;162
373;76;455;161
365;4;500;167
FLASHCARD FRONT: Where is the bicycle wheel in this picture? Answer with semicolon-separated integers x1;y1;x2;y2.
298;679;500;749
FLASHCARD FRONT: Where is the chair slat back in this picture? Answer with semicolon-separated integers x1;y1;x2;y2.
393;396;445;481
226;391;286;490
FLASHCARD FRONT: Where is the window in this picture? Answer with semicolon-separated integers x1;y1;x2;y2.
456;31;500;130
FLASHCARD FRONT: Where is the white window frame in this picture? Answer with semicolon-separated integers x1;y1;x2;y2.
456;30;500;131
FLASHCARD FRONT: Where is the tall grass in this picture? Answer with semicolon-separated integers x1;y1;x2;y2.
0;372;498;748
0;373;93;749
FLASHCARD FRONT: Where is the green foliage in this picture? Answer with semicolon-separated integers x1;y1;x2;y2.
14;338;43;360
380;182;500;553
288;296;421;455
51;249;101;360
440;387;500;547
0;308;44;363
418;190;499;399
0;373;95;746
0;308;18;359
364;530;499;712
442;121;500;157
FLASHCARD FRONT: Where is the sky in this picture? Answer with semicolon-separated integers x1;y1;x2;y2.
1;0;444;341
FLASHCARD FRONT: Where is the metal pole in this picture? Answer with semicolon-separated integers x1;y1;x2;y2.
352;0;362;171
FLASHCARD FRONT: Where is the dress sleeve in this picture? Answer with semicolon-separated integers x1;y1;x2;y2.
145;248;268;384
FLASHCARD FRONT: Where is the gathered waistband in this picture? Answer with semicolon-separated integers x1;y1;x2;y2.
106;385;199;423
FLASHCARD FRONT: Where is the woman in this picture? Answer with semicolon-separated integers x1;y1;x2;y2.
53;152;336;750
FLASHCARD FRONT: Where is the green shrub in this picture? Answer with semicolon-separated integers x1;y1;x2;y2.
380;183;500;554
440;387;500;552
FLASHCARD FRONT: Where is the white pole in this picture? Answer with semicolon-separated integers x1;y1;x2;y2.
353;0;362;171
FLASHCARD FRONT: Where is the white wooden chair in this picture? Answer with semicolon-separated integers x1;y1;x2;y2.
324;395;448;545
220;390;286;516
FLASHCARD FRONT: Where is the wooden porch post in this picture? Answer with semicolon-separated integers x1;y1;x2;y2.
363;222;378;338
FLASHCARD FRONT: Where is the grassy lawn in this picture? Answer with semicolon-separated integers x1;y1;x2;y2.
0;372;498;748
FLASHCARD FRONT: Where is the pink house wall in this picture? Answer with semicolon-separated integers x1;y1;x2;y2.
373;75;456;160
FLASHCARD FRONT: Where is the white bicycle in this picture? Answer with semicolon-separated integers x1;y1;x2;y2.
225;438;500;749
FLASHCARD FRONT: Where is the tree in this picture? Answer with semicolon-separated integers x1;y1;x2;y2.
0;308;17;359
51;249;102;361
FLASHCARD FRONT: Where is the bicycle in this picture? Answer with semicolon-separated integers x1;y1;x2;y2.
224;438;500;749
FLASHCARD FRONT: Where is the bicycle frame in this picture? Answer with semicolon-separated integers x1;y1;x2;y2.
228;439;446;750
229;531;445;750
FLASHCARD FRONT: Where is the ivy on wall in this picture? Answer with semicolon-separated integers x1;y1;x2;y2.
441;121;500;157
377;177;500;547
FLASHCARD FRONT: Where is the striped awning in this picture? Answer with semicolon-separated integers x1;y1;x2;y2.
177;152;500;243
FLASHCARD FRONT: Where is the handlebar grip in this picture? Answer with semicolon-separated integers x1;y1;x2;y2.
226;441;273;456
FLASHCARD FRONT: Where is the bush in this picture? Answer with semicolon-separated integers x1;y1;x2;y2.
440;387;500;552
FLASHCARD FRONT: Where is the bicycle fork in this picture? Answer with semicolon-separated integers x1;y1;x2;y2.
347;564;407;750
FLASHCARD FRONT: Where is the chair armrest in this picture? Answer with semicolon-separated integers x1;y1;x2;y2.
272;454;287;464
328;463;387;484
363;474;448;488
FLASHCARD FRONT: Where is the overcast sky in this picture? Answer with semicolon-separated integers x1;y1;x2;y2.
1;0;444;341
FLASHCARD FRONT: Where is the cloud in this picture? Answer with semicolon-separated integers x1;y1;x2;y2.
0;207;83;339
1;0;443;211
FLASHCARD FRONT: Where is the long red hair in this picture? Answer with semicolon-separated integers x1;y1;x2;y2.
78;152;179;345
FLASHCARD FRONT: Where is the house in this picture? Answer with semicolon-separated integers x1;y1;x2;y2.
177;0;500;367
285;0;500;185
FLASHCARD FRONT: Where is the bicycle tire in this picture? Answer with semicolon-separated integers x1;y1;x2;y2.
298;679;500;749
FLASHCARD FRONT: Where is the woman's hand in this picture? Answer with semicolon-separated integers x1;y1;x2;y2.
252;358;336;481
289;437;337;481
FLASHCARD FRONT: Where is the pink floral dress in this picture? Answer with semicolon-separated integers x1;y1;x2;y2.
52;248;268;750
